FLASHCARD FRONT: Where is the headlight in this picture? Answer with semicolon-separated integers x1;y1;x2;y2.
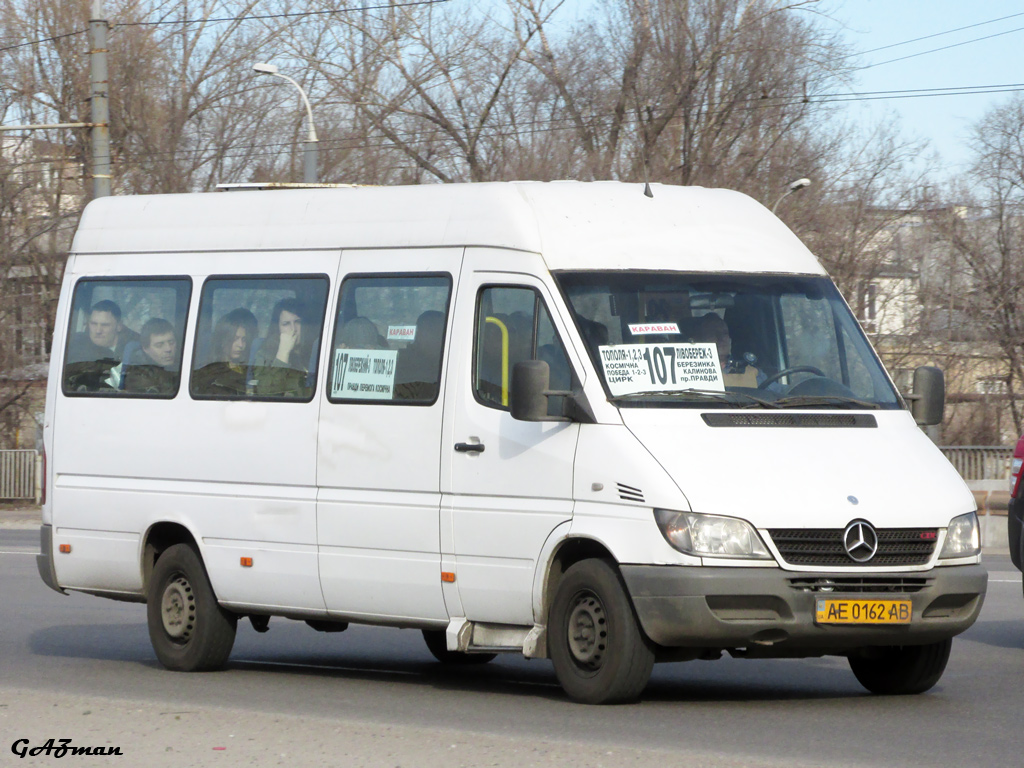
939;512;981;558
654;509;772;559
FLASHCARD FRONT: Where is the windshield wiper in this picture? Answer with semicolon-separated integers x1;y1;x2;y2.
610;388;782;409
772;395;881;410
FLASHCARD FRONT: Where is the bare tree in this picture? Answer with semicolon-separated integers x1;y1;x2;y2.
508;0;846;197
929;95;1024;437
0;131;69;447
283;1;540;184
792;120;933;323
112;0;293;192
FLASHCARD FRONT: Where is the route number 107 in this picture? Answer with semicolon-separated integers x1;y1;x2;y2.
642;346;676;385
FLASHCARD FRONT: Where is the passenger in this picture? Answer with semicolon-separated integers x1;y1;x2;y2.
394;310;446;400
65;300;140;390
338;316;385;349
123;318;179;395
67;300;136;363
252;298;314;398
692;313;760;387
192;308;259;396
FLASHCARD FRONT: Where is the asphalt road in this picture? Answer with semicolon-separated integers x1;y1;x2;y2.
2;527;1023;767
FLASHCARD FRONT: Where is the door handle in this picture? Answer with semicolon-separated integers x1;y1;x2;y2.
454;442;485;453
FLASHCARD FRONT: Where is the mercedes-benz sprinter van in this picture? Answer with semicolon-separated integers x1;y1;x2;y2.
37;181;986;703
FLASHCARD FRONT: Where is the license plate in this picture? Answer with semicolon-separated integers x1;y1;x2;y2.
814;598;912;625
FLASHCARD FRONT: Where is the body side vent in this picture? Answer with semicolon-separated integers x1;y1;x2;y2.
617;483;645;503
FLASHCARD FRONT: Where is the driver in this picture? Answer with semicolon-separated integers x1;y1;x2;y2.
691;313;760;387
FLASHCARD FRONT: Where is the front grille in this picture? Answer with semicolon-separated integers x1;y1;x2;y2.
768;528;938;567
789;576;931;593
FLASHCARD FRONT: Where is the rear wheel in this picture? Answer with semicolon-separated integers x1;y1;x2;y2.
147;543;237;671
421;630;497;665
1019;535;1024;599
848;638;952;695
548;559;654;704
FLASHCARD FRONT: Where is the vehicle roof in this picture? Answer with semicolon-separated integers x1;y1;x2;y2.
71;180;826;275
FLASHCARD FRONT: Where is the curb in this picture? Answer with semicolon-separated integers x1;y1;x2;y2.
0;507;41;530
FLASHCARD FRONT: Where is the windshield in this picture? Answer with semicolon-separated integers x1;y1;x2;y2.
555;272;901;409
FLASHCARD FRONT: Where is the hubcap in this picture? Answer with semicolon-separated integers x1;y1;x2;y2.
161;575;196;642
566;592;607;670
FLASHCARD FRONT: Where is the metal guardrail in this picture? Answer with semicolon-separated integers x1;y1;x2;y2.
940;446;1013;482
0;449;38;500
0;445;1014;503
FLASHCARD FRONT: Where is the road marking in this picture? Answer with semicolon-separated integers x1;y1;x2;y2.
234;658;421;677
0;549;35;555
232;658;558;688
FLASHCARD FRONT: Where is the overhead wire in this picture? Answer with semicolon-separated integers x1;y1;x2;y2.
113;0;451;27
22;79;1024;171
857;10;1024;56
860;24;1024;70
0;3;1012;58
0;30;87;54
4;4;1024;171
0;0;449;54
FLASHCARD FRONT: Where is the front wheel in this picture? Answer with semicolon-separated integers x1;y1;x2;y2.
848;638;952;695
548;559;655;704
147;543;237;671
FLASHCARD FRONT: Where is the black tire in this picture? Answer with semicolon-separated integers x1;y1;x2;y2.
147;543;237;671
548;559;655;704
1019;534;1024;599
421;629;497;665
848;638;953;695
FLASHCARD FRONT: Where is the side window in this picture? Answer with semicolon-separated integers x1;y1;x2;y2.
189;276;329;402
327;274;452;405
62;277;191;398
475;286;573;414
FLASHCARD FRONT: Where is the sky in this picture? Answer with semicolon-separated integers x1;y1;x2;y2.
819;0;1024;177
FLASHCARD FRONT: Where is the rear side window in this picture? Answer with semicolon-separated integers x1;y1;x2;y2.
62;277;192;398
189;276;330;402
327;274;452;405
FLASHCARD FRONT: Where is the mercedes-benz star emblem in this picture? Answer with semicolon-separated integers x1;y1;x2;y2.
843;520;878;563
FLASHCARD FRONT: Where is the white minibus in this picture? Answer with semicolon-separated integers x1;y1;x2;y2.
38;181;987;703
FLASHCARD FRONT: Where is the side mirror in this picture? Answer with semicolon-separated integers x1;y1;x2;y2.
510;360;551;421
909;366;944;426
510;360;595;423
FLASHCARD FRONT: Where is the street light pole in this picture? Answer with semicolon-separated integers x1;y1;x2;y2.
89;0;111;198
771;177;811;214
253;63;319;183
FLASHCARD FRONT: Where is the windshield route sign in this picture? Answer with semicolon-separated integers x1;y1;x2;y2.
598;343;724;396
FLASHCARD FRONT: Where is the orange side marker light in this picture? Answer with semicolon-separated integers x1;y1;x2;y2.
240;557;253;567
58;544;71;554
441;571;456;583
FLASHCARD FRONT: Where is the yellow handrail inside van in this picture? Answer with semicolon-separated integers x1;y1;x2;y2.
485;316;509;406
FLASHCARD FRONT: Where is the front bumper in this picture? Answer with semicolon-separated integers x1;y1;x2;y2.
621;563;986;654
